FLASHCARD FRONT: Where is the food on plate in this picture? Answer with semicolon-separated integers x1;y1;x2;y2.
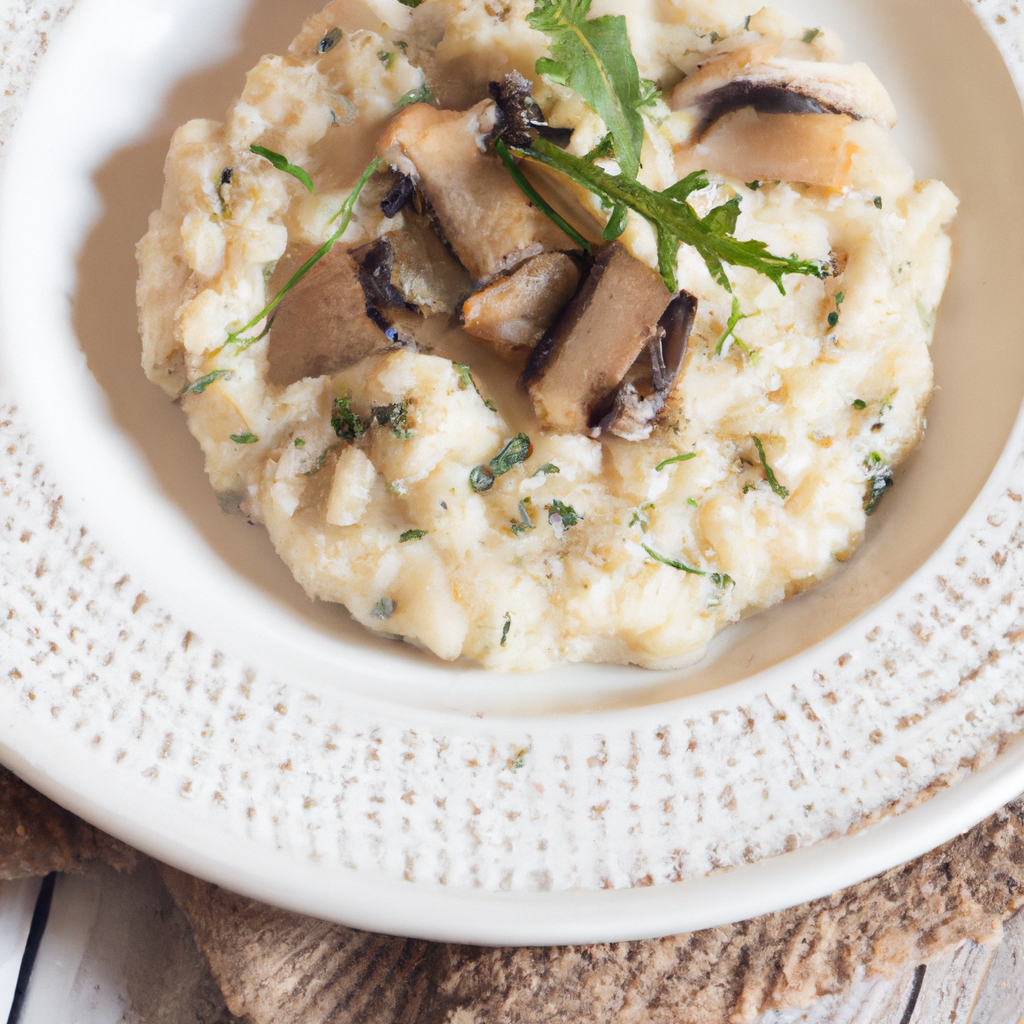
137;0;957;671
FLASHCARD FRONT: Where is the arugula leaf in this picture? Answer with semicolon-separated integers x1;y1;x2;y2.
751;435;789;499
509;138;826;294
180;370;230;395
641;544;733;588
250;145;315;194
222;157;382;350
527;0;645;178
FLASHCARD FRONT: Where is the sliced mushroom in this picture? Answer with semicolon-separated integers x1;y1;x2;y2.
521;243;673;435
671;43;897;143
598;291;697;441
266;244;401;387
673;109;857;190
375;101;577;281
462;252;581;359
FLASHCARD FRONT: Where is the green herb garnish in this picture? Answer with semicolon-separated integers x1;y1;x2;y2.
873;195;883;210
533;463;561;477
454;362;497;410
303;446;338;477
471;434;534;493
511;499;535;537
372;402;413;439
629;502;654;533
746;180;761;191
715;296;756;357
294;437;306;447
318;27;342;53
688;498;699;508
222;157;382;349
751;435;789;499
641;544;733;588
827;311;839;329
802;28;820;43
852;399;867;410
547;499;583;528
180;370;230;395
396;82;436;109
396;0;424;6
372;597;396;619
378;50;395;68
250;145;315;193
508;139;826;294
332;395;365;441
400;529;427;542
501;612;512;647
527;0;646;178
864;452;893;514
230;432;258;445
655;452;696;472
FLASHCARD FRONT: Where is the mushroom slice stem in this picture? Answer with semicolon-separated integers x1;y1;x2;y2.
671;44;897;143
462;252;581;359
376;101;577;282
599;291;698;441
266;244;401;387
521;243;672;435
674;110;856;190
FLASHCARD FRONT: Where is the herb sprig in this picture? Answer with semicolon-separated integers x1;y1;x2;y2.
471;434;534;493
527;0;645;178
751;435;789;499
507;138;826;294
641;544;733;588
250;145;315;193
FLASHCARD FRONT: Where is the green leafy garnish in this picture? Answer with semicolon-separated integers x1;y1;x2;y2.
715;296;757;357
629;502;654;533
222;157;382;350
655;452;696;472
454;362;497;410
400;529;427;542
746;180;761;191
688;498;699;508
180;370;230;395
533;463;561;477
826;291;845;330
508;139;826;294
873;195;883;209
547;499;583;528
250;145;315;194
864;452;893;514
396;0;424;6
501;612;512;647
802;28;820;43
494;140;591;252
511;499;535;537
396;83;436;109
332;395;365;441
372;402;413;439
471;434;534;493
294;437;306;447
303;446;338;477
372;597;396;619
527;0;645;178
230;432;258;445
852;399;867;410
378;50;394;68
751;435;789;499
641;544;733;588
318;27;342;53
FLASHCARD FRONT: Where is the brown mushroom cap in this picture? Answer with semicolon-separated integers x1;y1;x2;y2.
375;101;576;281
521;243;673;435
462;252;582;359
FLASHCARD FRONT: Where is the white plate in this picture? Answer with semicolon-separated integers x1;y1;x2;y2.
2;0;1024;944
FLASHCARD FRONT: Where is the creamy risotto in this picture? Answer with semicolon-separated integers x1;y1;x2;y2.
137;0;957;671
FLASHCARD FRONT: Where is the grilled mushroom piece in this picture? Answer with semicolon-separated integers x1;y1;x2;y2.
598;291;697;441
462;252;581;359
375;101;576;281
521;243;673;435
266;244;403;387
671;42;897;141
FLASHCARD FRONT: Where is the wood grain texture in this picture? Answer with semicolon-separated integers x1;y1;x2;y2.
158;798;1024;1024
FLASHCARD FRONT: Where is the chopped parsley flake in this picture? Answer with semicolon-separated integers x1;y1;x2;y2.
294;437;306;447
180;370;230;395
377;50;395;68
454;362;496;410
641;544;733;588
230;432;258;445
471;433;534;493
372;402;413;439
688;498;699;508
746;180;761;190
318;27;342;53
332;395;364;441
303;446;338;477
501;612;512;647
751;435;790;499
396;82;436;110
864;452;893;514
250;145;315;194
802;27;820;43
656;452;697;472
873;195;883;210
400;529;427;542
511;499;535;537
533;463;561;477
547;499;582;529
396;0;424;6
372;597;396;619
827;311;840;329
852;399;867;410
